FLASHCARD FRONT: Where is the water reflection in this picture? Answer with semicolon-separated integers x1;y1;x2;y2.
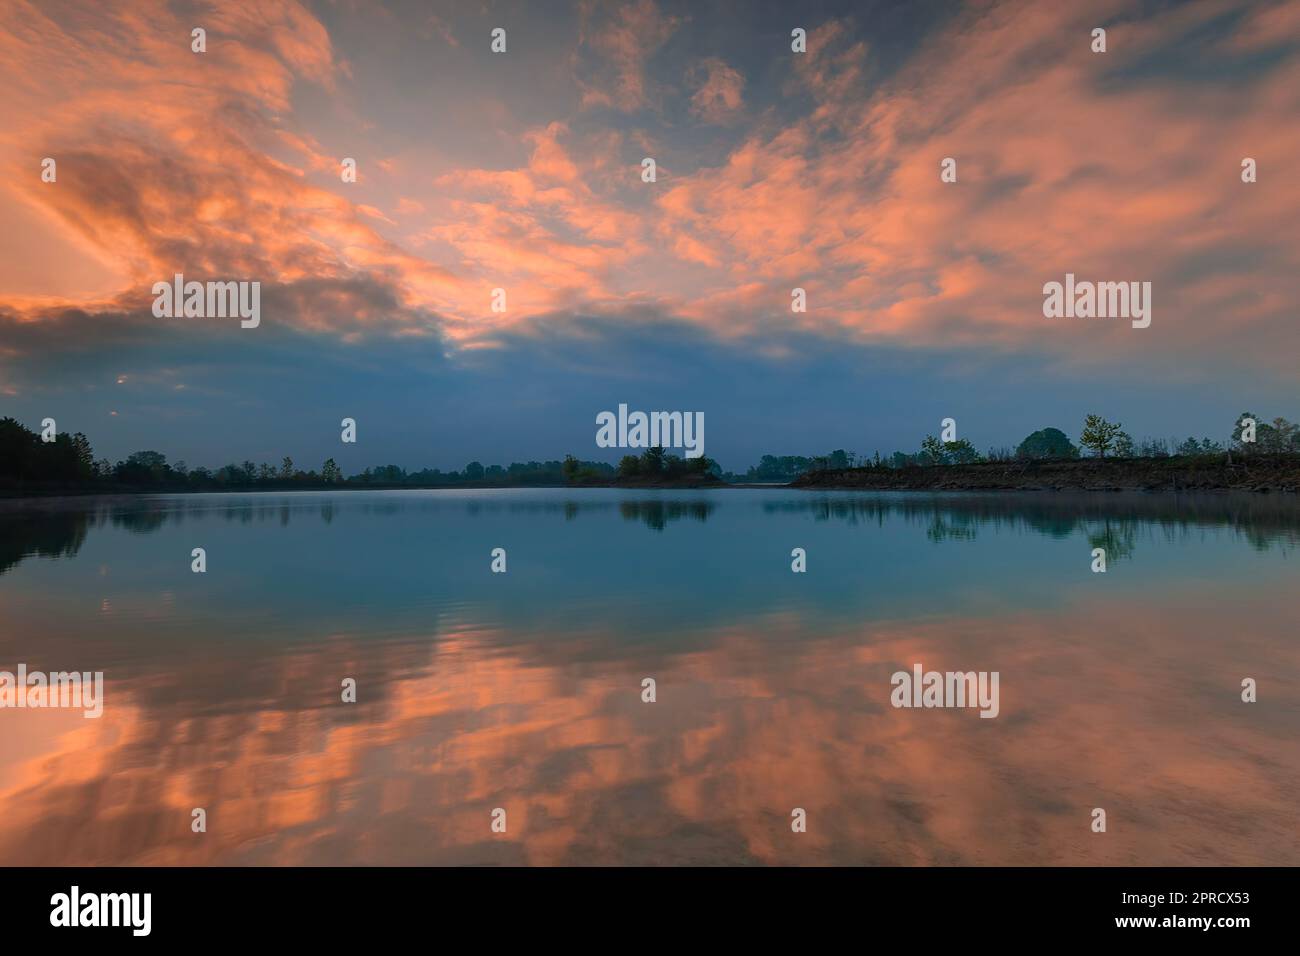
0;591;1295;865
619;499;714;531
1;489;1296;576
774;491;1300;553
0;489;1296;865
0;510;91;575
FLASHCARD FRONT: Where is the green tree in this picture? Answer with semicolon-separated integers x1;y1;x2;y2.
943;439;982;464
122;450;169;483
562;455;580;481
1138;437;1169;458
321;458;341;483
280;456;294;479
1080;414;1122;458
1016;427;1079;460
1112;431;1135;457
1232;412;1261;452
640;446;666;474
1267;417;1298;453
919;435;946;465
70;432;95;479
128;450;167;470
617;455;642;477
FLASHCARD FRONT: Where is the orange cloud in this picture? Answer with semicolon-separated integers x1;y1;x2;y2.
0;0;1295;383
653;1;1300;378
1;586;1295;865
689;58;745;123
576;0;681;112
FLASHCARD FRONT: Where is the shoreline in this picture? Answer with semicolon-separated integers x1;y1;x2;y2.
3;455;1299;503
792;454;1300;493
0;476;729;504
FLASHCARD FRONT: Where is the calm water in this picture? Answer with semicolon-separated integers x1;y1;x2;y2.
1;488;1297;865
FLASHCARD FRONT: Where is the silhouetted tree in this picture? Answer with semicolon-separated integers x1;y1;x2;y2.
919;435;945;465
944;439;982;464
640;446;665;474
1016;427;1079;460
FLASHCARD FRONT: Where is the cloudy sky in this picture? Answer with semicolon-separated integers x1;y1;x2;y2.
0;0;1296;473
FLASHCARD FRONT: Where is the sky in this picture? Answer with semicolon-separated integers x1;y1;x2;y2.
0;0;1296;473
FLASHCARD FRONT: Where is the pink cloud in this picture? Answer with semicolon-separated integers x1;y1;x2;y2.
0;0;1295;387
653;1;1300;378
576;0;681;112
689;58;745;123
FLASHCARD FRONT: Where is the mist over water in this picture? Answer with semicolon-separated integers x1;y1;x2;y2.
1;489;1297;865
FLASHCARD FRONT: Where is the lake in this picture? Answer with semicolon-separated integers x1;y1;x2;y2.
1;488;1297;865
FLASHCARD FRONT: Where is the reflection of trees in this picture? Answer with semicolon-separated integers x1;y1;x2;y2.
111;509;168;534
765;491;1300;558
926;515;978;543
0;493;725;576
0;511;91;574
1086;521;1138;565
619;500;714;531
3;489;1294;577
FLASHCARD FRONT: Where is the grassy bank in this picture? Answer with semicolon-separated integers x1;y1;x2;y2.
791;454;1300;493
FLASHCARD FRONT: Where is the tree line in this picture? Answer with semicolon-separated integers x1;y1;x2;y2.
730;412;1298;480
0;418;620;490
2;412;1294;492
613;447;720;481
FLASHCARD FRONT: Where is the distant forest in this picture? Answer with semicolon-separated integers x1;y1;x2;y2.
1;412;1296;493
726;413;1298;483
0;416;721;491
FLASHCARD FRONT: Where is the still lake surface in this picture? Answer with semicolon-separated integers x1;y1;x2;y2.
1;488;1297;865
